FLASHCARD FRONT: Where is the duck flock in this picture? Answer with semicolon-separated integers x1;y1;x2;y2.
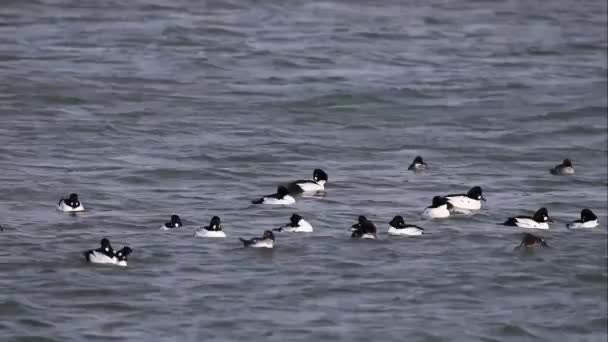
51;157;599;267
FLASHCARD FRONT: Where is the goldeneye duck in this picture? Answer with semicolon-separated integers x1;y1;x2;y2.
515;233;549;249
351;216;377;239
550;159;574;175
567;209;599;229
286;168;328;195
195;216;227;238
252;185;296;205
160;215;182;231
57;193;85;212
444;186;486;211
422;196;453;219
84;238;132;267
387;215;424;236
502;207;551;229
408;156;427;172
273;213;313;233
239;230;274;248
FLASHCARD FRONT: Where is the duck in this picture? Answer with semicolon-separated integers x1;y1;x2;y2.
515;233;549;249
286;169;328;195
387;215;424;236
160;215;183;231
57;193;85;212
239;230;274;248
273;214;313;232
567;209;599;229
422;196;452;219
194;216;227;237
84;238;132;267
350;216;377;239
408;156;427;172
550;159;574;175
502;207;551;229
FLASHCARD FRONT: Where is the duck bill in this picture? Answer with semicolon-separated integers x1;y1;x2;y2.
481;196;486;202
547;217;553;223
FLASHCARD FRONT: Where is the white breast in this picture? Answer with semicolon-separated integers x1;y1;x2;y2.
263;196;295;205
252;240;274;248
87;251;125;266
194;229;227;238
361;233;377;239
422;205;450;219
567;219;598;229
445;196;481;210
388;226;423;236
285;219;313;232
514;218;550;229
297;182;324;193
57;202;85;212
160;225;171;231
561;167;575;175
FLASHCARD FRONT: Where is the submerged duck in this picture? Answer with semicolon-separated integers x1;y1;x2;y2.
408;156;427;172
550;159;574;175
160;215;183;231
515;233;549;249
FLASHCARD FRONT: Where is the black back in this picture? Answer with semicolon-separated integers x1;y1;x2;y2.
519;233;548;248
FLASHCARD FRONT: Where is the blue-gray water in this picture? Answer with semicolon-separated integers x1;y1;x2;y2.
1;0;607;341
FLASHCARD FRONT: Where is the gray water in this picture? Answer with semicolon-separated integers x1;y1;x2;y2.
1;0;607;341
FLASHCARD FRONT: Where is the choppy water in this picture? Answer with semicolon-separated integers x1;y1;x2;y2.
1;0;607;341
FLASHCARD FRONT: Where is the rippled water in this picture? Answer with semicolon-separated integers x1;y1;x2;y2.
1;0;607;341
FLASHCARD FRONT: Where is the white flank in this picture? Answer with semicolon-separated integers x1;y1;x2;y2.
445;196;481;210
567;219;598;229
422;205;451;219
195;229;227;238
57;202;85;212
388;226;423;236
514;218;550;230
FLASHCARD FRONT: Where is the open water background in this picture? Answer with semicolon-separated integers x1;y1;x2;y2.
0;0;607;341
